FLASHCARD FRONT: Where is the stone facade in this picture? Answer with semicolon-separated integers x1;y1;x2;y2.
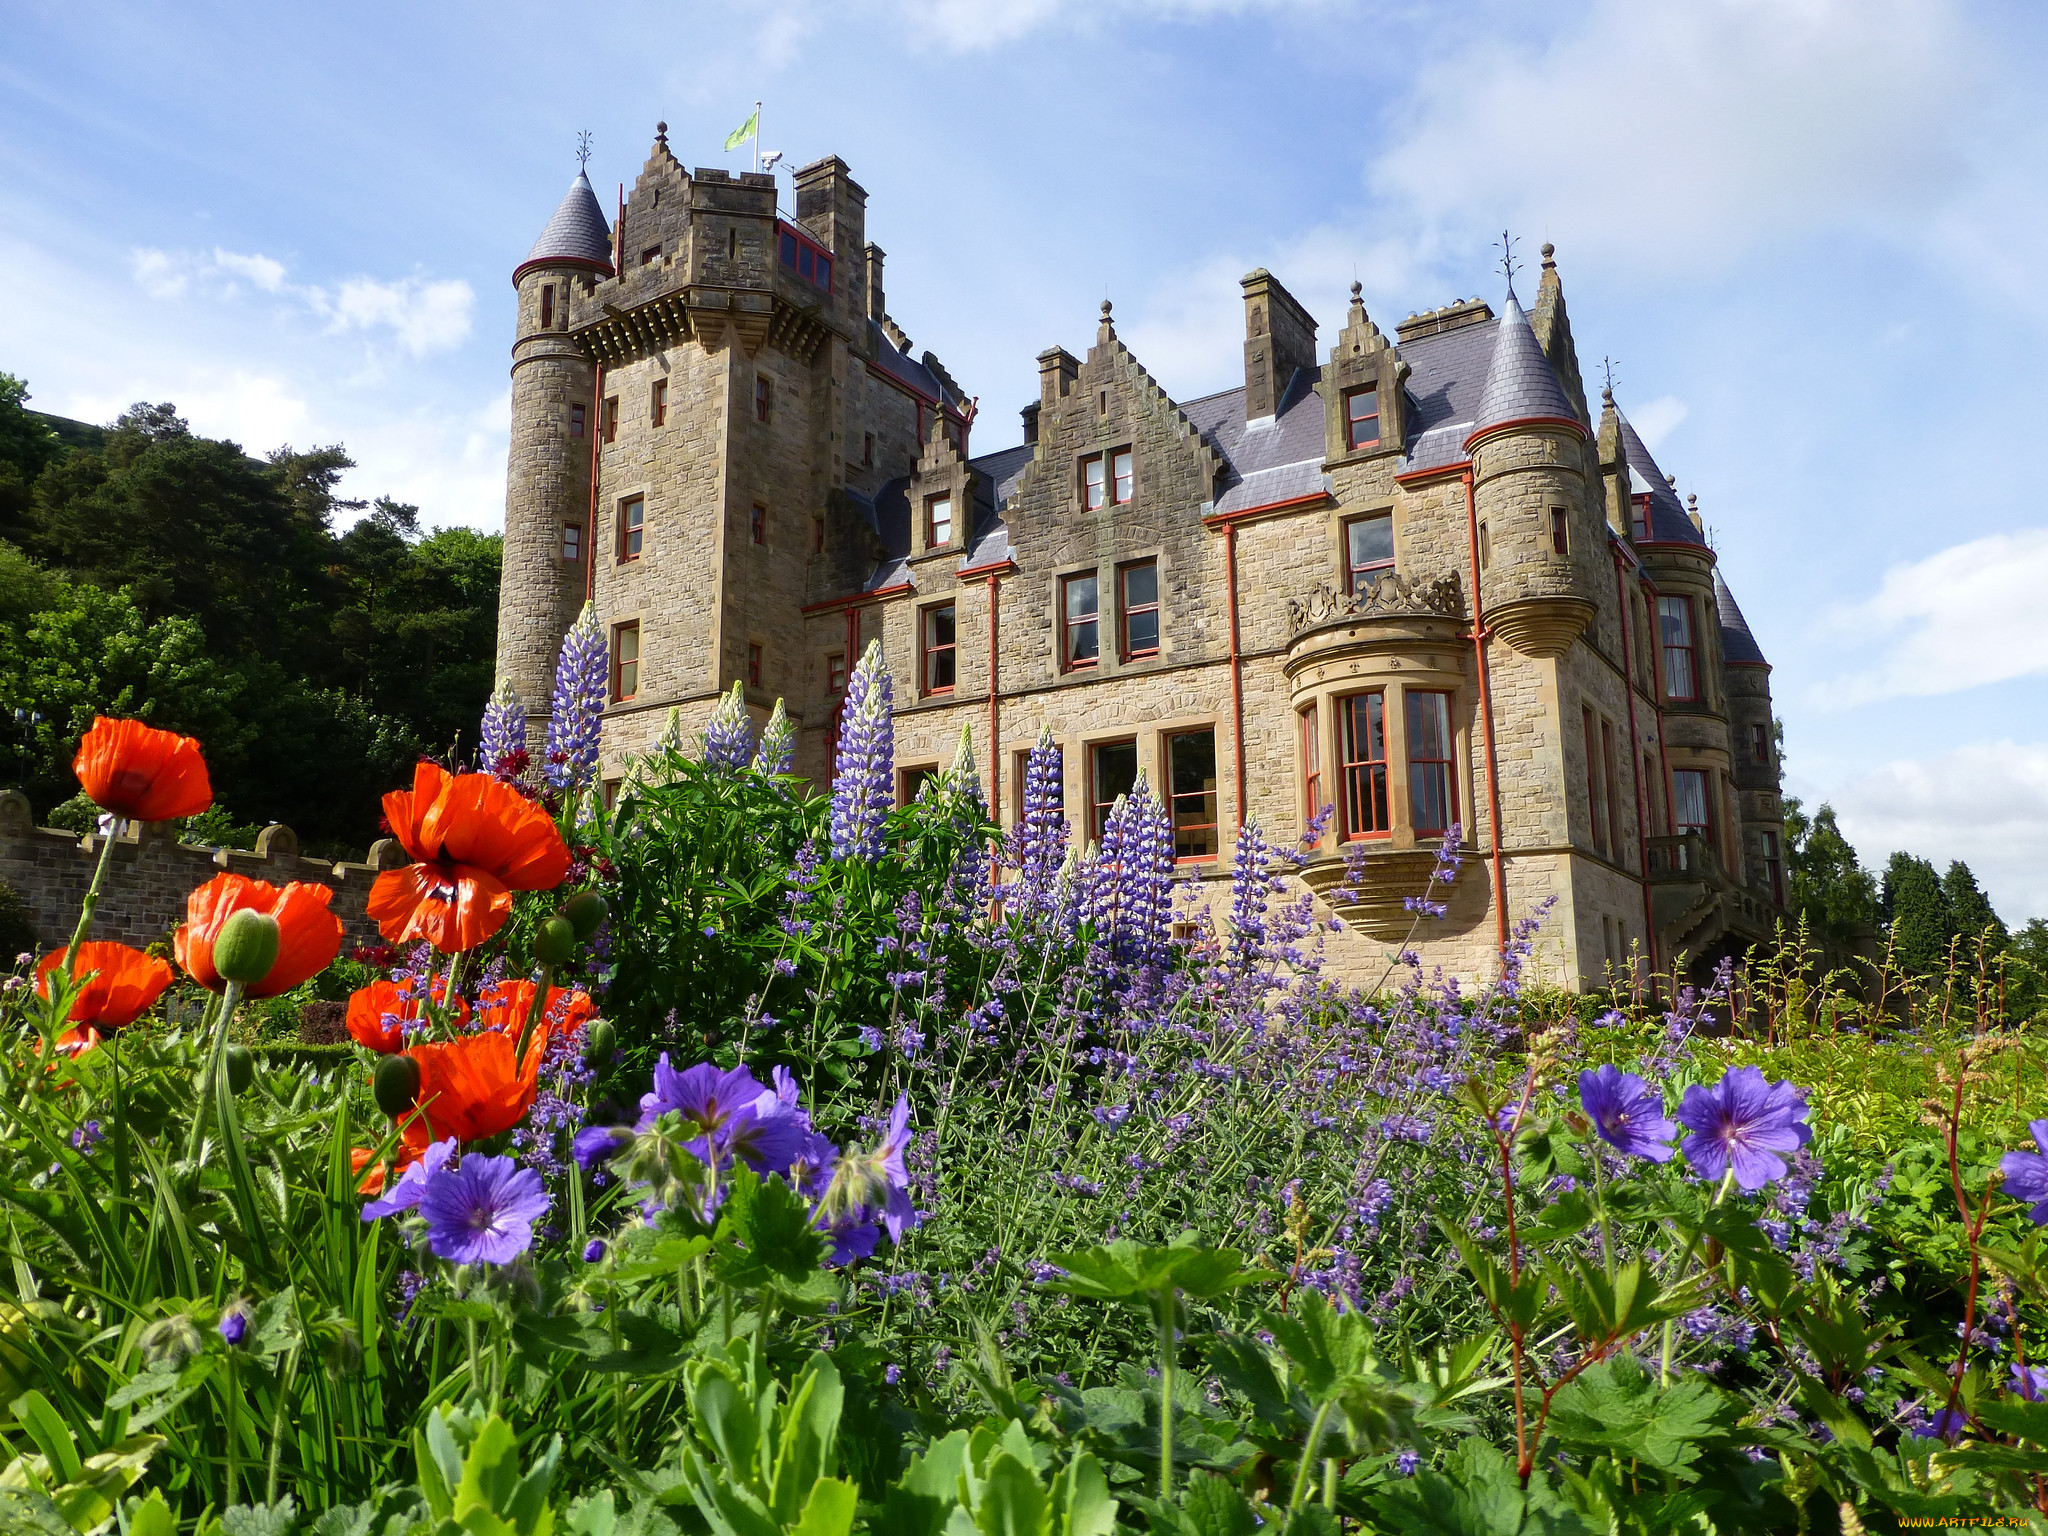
0;790;393;953
496;138;1787;991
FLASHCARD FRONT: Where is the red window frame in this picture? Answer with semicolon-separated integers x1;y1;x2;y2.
751;504;766;546
561;523;581;562
611;622;640;702
618;497;645;561
1343;513;1394;594
640;244;661;267
1088;738;1139;843
539;284;554;329
1339;691;1390;840
747;643;762;687
1111;449;1133;504
1165;728;1219;863
1061;572;1099;670
926;493;952;547
603;396;619;443
1301;703;1323;839
1344;384;1379;450
651;377;667;427
1119;559;1159;660
755;377;771;423
1631;494;1650;542
826;652;846;694
1081;454;1106;511
922;603;957;694
1550;508;1569;556
1751;723;1770;764
1659;596;1697;701
1406;690;1457;837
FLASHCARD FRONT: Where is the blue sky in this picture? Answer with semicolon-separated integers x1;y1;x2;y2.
6;0;2047;919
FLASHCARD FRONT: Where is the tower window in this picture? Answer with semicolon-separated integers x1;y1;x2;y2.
751;504;766;546
1658;596;1698;701
1061;572;1099;669
1300;703;1323;840
1344;384;1379;450
1088;739;1139;842
602;396;619;443
570;403;586;438
926;494;952;548
1583;707;1609;858
1477;521;1490;570
561;523;581;561
755;377;771;423
1672;769;1712;838
1550;508;1569;556
813;515;825;554
747;643;762;687
1119;560;1159;659
1344;512;1394;593
1165;728;1219;862
1763;829;1784;905
1340;691;1389;840
641;244;661;267
1407;690;1456;837
1631;495;1650;542
618;496;645;561
1751;723;1770;764
922;603;957;694
611;622;640;702
540;284;554;329
863;432;874;467
728;227;737;260
651;378;667;427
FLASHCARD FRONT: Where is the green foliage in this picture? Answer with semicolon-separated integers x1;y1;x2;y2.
1780;797;1878;944
0;878;35;962
1883;851;1952;976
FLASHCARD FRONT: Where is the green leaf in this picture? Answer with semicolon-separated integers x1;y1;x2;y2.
768;1355;844;1523
1042;1233;1267;1308
1543;1356;1732;1476
787;1478;856;1536
218;1500;301;1536
716;1166;828;1291
880;1429;972;1536
1365;1439;1596;1535
969;1451;1047;1536
1168;1470;1258;1536
1977;1397;2048;1444
8;1389;82;1484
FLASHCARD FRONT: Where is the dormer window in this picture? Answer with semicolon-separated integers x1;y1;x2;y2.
1344;384;1379;450
926;494;952;547
1631;495;1650;542
1080;449;1132;511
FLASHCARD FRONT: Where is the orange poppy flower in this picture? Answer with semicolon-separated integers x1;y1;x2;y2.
35;942;175;1028
366;763;571;953
396;1021;552;1151
55;1025;104;1060
474;979;596;1038
176;873;344;997
345;975;471;1053
72;717;212;822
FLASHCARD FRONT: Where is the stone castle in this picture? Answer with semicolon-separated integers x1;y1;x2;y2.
494;130;1786;989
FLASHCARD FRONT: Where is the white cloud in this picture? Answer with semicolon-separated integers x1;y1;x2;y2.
129;247;186;299
756;0;1320;56
1816;529;2048;705
314;276;475;358
1370;0;1977;274
1629;395;1687;451
211;248;286;292
1826;740;2048;923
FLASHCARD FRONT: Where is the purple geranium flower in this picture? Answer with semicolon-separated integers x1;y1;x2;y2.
574;1124;634;1170
218;1307;249;1347
418;1153;551;1265
816;1095;918;1250
637;1057;805;1173
1578;1065;1676;1162
362;1138;457;1221
2000;1120;2048;1225
2011;1363;2048;1402
1675;1066;1811;1192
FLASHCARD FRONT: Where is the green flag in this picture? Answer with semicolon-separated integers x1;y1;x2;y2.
723;109;758;151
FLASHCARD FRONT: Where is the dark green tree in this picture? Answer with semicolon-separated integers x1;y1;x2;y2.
2004;918;2048;1023
1782;797;1878;945
1881;851;1951;977
1941;860;2007;954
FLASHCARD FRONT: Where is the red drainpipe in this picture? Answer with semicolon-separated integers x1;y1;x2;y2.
584;361;604;603
985;572;1002;828
1613;546;1659;985
1463;468;1510;959
1223;520;1247;840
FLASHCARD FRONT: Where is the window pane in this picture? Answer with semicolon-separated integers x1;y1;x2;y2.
1066;574;1097;620
1125;608;1158;656
816;256;831;290
1347;515;1393;579
1091;740;1139;841
1084;458;1105;509
926;605;956;690
928;604;955;648
780;232;797;267
1112;450;1132;501
1407;690;1455;835
1672;770;1710;833
930;497;951;542
1167;730;1218;860
1341;692;1389;837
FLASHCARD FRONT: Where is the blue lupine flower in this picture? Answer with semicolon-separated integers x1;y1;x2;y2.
2000;1120;2048;1224
1676;1066;1811;1191
478;680;526;771
753;699;794;777
545;602;608;791
1578;1065;1677;1162
829;641;893;861
704;681;754;771
418;1153;550;1266
1004;728;1070;931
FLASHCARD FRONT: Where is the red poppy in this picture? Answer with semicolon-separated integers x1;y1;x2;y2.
176;873;344;997
35;942;175;1028
72;717;212;822
345;976;470;1053
396;1022;552;1151
55;1026;104;1060
366;763;571;953
474;979;596;1039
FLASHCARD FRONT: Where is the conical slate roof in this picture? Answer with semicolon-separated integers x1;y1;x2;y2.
1466;287;1579;445
1615;411;1707;547
1714;569;1767;665
513;171;613;283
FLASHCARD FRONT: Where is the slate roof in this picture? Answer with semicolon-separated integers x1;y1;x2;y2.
1616;411;1708;547
1394;315;1500;474
1714;569;1767;665
1468;288;1578;443
516;172;613;280
869;324;959;408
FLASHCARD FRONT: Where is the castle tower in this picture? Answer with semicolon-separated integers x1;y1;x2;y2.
1715;567;1786;903
495;170;614;718
1463;285;1595;658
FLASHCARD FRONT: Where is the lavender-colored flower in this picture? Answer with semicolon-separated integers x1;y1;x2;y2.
817;1095;918;1246
1004;728;1070;931
418;1153;551;1266
2000;1120;2048;1224
545;602;608;792
2012;1363;2048;1402
884;1364;902;1385
829;641;894;862
1578;1065;1676;1162
638;1057;805;1173
753;699;794;777
70;1119;104;1154
1675;1066;1811;1191
704;681;754;772
1395;1450;1421;1477
218;1307;249;1347
574;1124;634;1170
582;1238;607;1264
478;680;526;772
362;1138;458;1221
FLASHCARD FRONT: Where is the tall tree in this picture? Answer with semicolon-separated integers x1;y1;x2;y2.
1941;860;2007;954
1882;851;1951;977
1782;797;1879;944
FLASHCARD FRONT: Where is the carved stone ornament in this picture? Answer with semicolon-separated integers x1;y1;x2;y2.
1286;571;1465;638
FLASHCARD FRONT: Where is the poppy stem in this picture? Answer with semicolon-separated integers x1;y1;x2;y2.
62;826;121;974
185;979;246;1164
515;964;554;1069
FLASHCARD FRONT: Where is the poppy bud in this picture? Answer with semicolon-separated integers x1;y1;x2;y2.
224;1045;255;1096
581;1019;616;1067
562;890;609;940
374;1054;421;1118
212;910;280;985
534;917;578;966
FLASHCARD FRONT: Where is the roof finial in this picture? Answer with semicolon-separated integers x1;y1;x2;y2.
1101;298;1112;319
655;120;668;146
1497;228;1521;295
1600;356;1618;405
576;130;593;173
1540;241;1556;267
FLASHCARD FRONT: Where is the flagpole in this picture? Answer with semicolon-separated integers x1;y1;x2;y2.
754;100;761;174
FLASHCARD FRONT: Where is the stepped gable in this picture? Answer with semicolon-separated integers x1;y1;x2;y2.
1182;367;1330;517
1615;409;1707;547
1714;569;1767;666
515;171;614;283
1393;312;1499;475
1466;286;1581;447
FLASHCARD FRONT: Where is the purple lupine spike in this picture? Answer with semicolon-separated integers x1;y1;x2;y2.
1127;775;1176;971
478;680;526;772
753;699;794;777
1226;819;1274;971
830;640;894;861
944;725;989;897
1004;728;1069;929
545;602;608;791
704;681;754;772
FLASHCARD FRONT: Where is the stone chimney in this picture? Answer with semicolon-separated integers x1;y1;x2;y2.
1021;401;1040;446
1241;268;1317;422
1038;346;1079;410
792;155;866;312
864;242;886;322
